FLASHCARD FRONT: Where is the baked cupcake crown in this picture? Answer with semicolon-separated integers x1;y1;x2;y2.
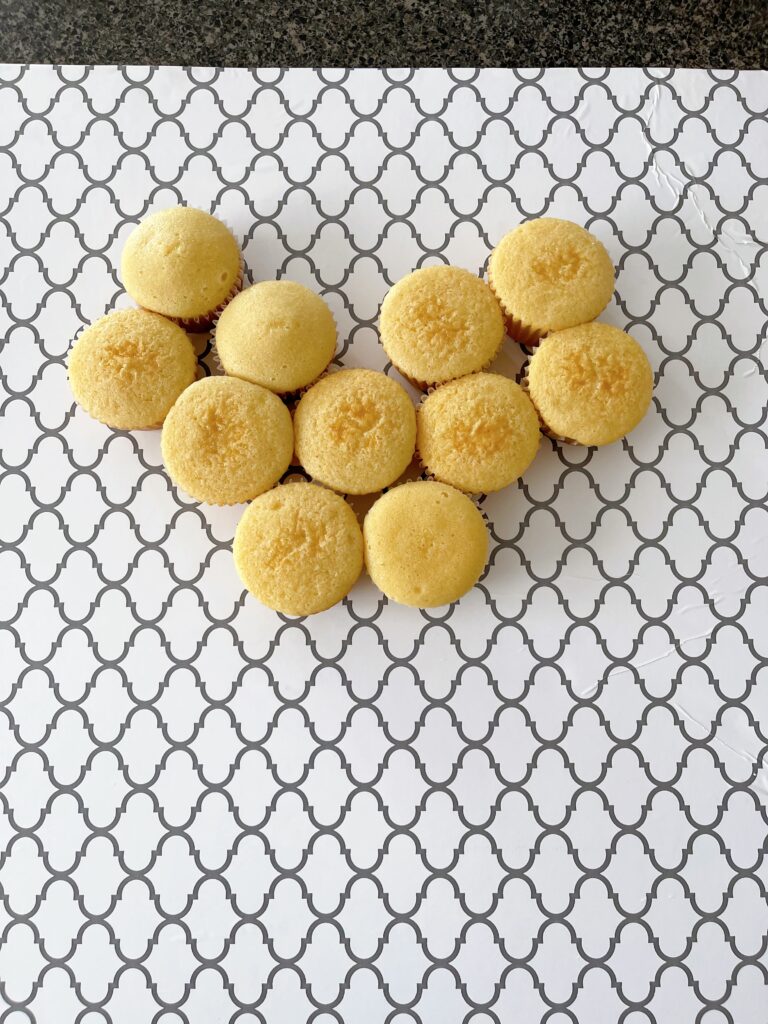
525;322;653;446
488;217;615;343
215;280;336;394
363;480;489;607
379;265;505;388
294;367;416;494
417;372;540;493
161;375;294;505
121;206;242;326
233;481;364;616
67;308;197;430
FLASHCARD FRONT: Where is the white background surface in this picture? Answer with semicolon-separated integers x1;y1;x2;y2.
1;66;767;1023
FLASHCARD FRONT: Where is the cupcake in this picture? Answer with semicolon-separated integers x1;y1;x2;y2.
121;206;242;331
294;368;416;494
363;481;488;608
379;266;504;389
214;280;336;394
488;218;614;344
417;372;540;493
524;322;654;446
233;481;364;615
161;376;293;505
68;308;197;430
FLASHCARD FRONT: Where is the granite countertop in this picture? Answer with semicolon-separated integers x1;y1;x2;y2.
0;0;765;67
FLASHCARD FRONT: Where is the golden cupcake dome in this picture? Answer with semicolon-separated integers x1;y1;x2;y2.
294;368;416;495
161;376;293;505
488;218;615;343
68;308;197;430
525;322;654;446
417;372;540;493
379;265;505;388
363;480;489;608
121;206;241;326
233;481;364;616
214;280;336;394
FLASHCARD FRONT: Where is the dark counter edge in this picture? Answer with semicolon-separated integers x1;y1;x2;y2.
1;0;766;70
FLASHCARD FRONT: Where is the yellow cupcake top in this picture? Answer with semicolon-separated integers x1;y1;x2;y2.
488;218;614;336
294;369;416;495
215;280;336;394
68;308;197;430
161;376;293;505
363;481;488;608
121;207;241;321
233;482;364;615
526;322;654;446
379;266;504;387
417;372;540;493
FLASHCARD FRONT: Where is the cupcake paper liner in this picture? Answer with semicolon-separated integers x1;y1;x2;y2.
391;366;433;392
416;457;483;498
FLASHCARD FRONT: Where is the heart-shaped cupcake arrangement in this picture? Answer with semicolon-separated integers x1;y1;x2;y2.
69;206;653;614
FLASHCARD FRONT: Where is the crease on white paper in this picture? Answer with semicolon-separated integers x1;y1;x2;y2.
579;622;768;788
670;698;767;786
577;629;715;697
640;83;756;276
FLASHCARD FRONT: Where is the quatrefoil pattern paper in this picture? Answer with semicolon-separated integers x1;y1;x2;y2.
1;66;767;1024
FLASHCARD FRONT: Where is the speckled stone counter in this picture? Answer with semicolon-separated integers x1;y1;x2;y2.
0;0;765;66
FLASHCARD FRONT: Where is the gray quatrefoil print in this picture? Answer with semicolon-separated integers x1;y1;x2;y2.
1;66;767;1024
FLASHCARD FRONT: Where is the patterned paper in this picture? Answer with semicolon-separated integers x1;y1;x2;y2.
1;66;767;1023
